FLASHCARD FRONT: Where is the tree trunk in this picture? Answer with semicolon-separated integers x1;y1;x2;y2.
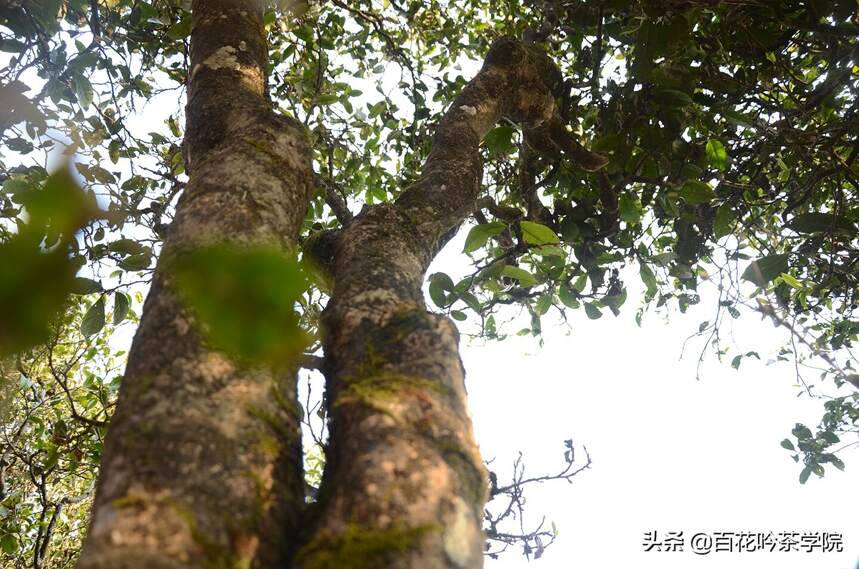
78;15;575;565
295;39;559;569
77;1;313;568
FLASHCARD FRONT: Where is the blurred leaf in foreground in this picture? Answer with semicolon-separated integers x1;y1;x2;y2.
171;245;309;367
0;166;99;355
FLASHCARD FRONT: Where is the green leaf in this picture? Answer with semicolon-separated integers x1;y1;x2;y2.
429;272;454;290
316;94;339;105
483;125;517;154
44;445;59;470
780;439;795;451
0;81;47;131
0;534;18;555
819;431;840;445
167;116;181;137
520;221;560;245
0;241;77;355
584;303;602;320
6;137;33;153
2;176;29;196
680;180;714;204
535;245;565;258
558;284;579;308
705;139;728;171
172;245;308;366
799;464;813;484
591;133;622;152
654;88;693;107
451;310;466;321
792;424;813;440
0;165;99;353
723;108;756;128
731;355;742;369
779;272;803;289
113;292;130;325
500;266;537;287
741;254;789;288
91;166;116;185
457;291;480;312
294;24;314;44
462;222;506;253
529;310;541;335
368;101;387;117
619;193;642;224
72;75;94;108
119;252;152;271
639;263;657;294
603;288;627;310
81;297;105;337
34;0;62;30
166;16;192;40
107;239;146;256
71;277;102;295
713;205;734;239
22;166;99;236
534;294;552;315
428;272;454;308
108;139;121;164
559;217;580;241
0;38;26;52
788;213;856;234
830;455;845;471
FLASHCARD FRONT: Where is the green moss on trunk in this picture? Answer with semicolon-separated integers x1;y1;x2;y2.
295;524;435;569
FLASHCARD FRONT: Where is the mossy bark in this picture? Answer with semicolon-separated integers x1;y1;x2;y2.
76;2;313;568
297;39;560;569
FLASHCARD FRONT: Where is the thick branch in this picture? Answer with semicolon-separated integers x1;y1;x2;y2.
299;37;580;569
394;38;563;243
314;172;353;224
518;141;553;224
524;113;609;172
184;0;271;171
77;2;314;568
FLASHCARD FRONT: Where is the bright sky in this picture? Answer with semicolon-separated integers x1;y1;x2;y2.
424;229;859;569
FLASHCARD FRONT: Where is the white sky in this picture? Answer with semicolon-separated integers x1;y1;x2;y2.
423;229;859;569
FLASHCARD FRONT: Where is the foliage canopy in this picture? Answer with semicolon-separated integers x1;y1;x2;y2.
1;0;858;566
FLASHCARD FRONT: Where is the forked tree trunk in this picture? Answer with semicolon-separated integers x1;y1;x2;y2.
78;3;570;563
295;39;560;569
77;1;313;567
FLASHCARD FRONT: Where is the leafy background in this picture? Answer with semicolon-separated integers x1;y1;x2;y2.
1;0;858;566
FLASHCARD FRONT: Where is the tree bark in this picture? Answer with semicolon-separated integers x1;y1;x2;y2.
77;2;314;568
295;39;561;569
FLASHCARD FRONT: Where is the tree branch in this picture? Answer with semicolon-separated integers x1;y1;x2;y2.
299;354;325;371
313;173;352;224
